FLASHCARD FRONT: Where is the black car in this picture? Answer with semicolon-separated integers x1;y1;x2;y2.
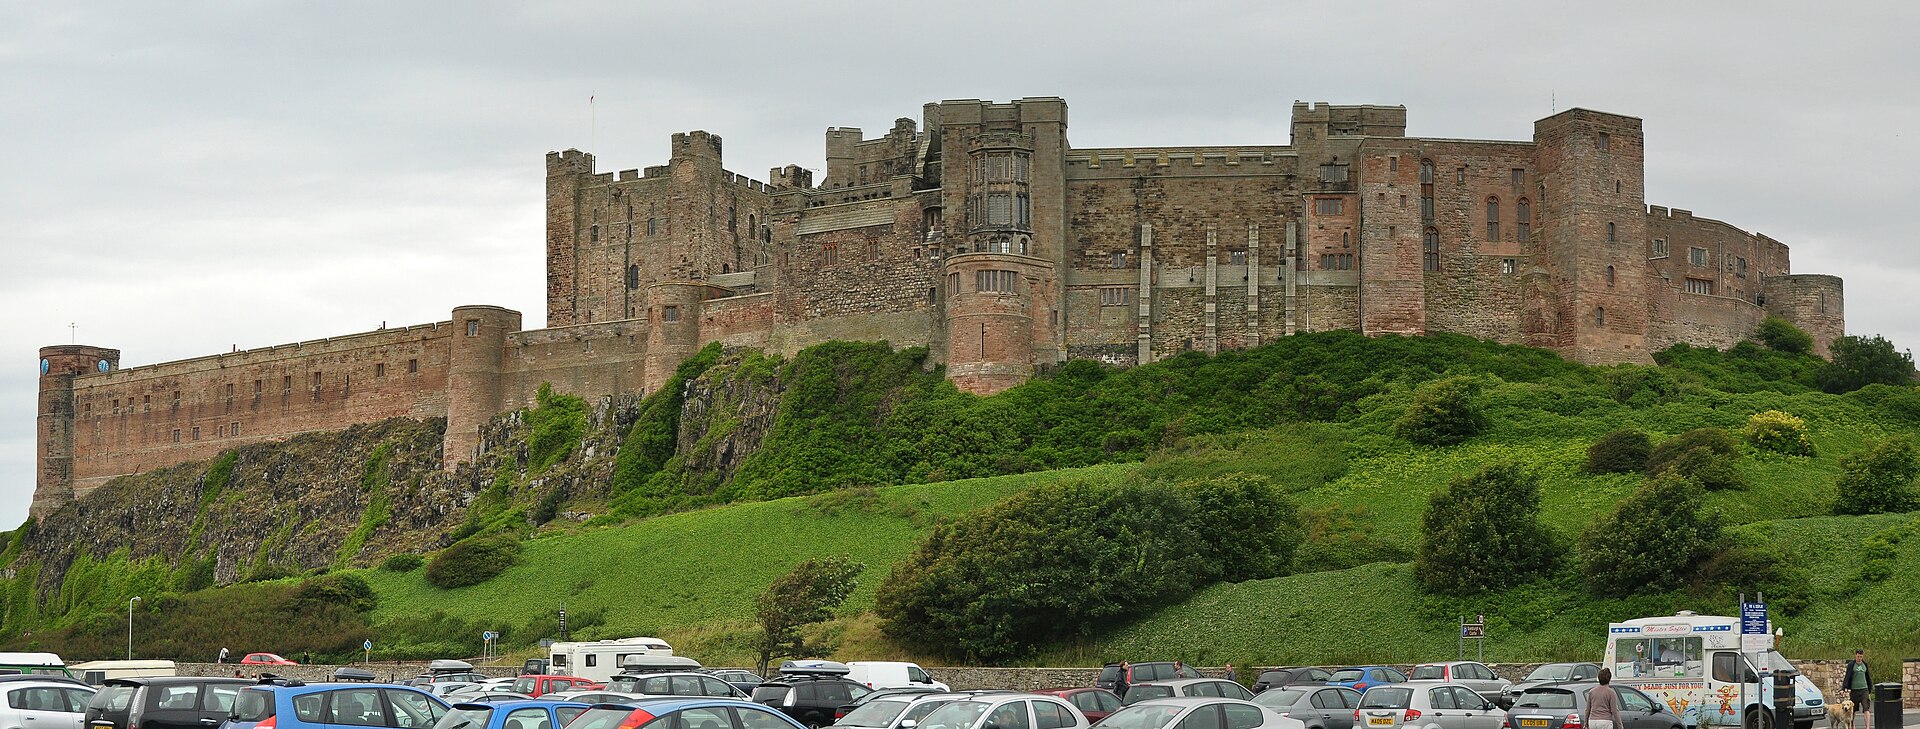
1094;662;1203;699
84;677;252;729
1507;683;1681;729
1252;667;1333;693
751;676;872;728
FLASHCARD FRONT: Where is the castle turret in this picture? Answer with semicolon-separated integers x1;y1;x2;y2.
35;344;119;520
1763;274;1845;357
546;149;595;328
444;306;520;469
944;253;1044;394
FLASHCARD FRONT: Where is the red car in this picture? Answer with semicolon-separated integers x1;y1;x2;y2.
1037;687;1123;723
512;674;602;698
239;652;296;665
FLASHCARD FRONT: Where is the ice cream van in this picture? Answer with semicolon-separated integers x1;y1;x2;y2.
1604;612;1825;729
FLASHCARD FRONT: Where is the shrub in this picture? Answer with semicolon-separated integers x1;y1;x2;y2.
1819;334;1916;394
1832;438;1920;515
289;573;377;613
379;554;424;572
1696;535;1812;616
1646;428;1739;473
1756;318;1815;354
1414;463;1562;595
1395;376;1487;446
1587;429;1653;474
1744;410;1814;456
1180;474;1303;581
425;535;523;589
1603;365;1680;406
1580;473;1723;597
1645;428;1745;490
526;383;588;473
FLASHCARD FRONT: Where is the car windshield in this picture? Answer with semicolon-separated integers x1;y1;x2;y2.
1524;666;1573;682
1409;666;1444;680
1123;687;1173;704
1094;705;1185;729
1359;688;1412;710
1514;691;1577;710
229;689;276;722
1253;690;1308;708
919;701;991;729
751;685;790;703
1330;671;1364;682
431;707;496;729
842;700;910;728
903;701;952;723
92;686;136;713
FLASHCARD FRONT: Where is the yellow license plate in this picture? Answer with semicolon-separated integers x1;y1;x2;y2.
1369;719;1395;726
1520;720;1550;727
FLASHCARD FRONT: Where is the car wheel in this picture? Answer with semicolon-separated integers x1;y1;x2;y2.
1794;723;1813;729
1744;708;1773;729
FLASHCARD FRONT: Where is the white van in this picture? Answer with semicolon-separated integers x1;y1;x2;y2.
845;662;948;692
548;637;675;684
1604;612;1824;729
0;653;71;678
68;660;176;684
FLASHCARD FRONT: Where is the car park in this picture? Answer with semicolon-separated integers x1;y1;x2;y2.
712;672;765;696
912;692;1088;729
1353;683;1504;729
1097;663;1203;699
1251;686;1360;729
221;680;450;729
829;690;970;729
428;700;592;729
1324;669;1407;694
1252;669;1333;694
0;678;95;729
1406;663;1510;706
1034;688;1121;724
1505;683;1680;729
564;697;807;729
751;662;873;728
844;664;947;693
1093;697;1302;729
1121;679;1254;705
238;655;295;667
1497;665;1599;710
86;677;251;729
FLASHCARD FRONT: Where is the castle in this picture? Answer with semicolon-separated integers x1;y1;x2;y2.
33;98;1846;520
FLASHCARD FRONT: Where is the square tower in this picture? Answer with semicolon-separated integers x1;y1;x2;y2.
1533;109;1650;363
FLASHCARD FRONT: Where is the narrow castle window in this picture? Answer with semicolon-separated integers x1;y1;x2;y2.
466;319;480;336
627;264;640;289
1511;168;1525;188
192;427;200;441
1420;160;1435;222
867;241;880;259
1653;239;1669;256
1423;228;1440;272
647;218;657;236
283;376;292;394
589;224;599;242
172;429;181;443
1341;231;1350;247
1615;180;1622;194
375;363;386;378
1486;197;1500;240
1594;307;1606;327
1598;132;1611;151
1390;156;1399;172
1736;257;1748;278
1606;265;1616;287
230;422;240;437
408;359;419;374
1606;222;1617;242
1516;199;1531;240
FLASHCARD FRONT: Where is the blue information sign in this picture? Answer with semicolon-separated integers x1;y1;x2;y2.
1740;601;1767;634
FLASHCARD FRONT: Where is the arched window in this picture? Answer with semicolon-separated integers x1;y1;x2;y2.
626;264;640;289
1595;307;1606;327
1607;222;1617;242
748;214;756;233
1423;227;1440;272
1486;197;1500;240
1516;199;1531;240
1341;231;1350;247
1606;265;1616;287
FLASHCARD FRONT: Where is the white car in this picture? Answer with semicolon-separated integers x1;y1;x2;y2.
847;662;950;692
0;679;96;729
1097;697;1305;729
916;692;1088;729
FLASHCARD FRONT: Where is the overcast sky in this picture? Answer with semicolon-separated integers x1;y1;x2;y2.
3;1;1914;527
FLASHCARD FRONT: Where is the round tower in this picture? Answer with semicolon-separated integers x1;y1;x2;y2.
35;344;119;520
642;282;709;394
444;305;521;469
1762;274;1845;357
944;253;1038;394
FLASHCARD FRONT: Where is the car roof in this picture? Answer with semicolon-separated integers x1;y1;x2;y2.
1124;697;1255;708
1132;679;1234;688
453;700;593;710
246;682;434;695
0;678;92;689
108;677;253;686
1522;682;1598;692
592;697;777;713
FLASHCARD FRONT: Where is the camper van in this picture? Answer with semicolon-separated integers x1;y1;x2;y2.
0;653;72;678
547;637;674;684
1604;612;1825;729
68;660;175;684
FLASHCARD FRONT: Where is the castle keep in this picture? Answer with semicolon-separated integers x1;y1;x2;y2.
34;98;1847;519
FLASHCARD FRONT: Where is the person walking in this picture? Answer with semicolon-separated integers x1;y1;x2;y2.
1585;669;1622;729
216;647;229;665
1844;649;1872;728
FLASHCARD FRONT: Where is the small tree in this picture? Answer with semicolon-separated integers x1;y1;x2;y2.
1603;365;1680;406
1415;464;1562;595
1832;438;1920;515
425;535;523;589
1645;428;1746;490
754;556;863;674
1744;410;1815;456
1580;474;1723;597
1755;318;1814;354
1587;429;1653;474
1819;334;1916;394
1181;474;1303;581
1395;376;1487;446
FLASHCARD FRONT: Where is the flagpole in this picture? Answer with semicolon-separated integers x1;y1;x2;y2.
590;91;596;150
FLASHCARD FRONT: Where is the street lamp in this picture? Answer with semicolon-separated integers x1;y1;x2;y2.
126;596;140;660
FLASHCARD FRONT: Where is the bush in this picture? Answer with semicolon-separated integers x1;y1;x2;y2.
1180;474;1303;581
1603;365;1680;406
1395;376;1487;446
1756;318;1814;354
379;554;424;572
289;573;377;613
1414;464;1563;595
1696;535;1812;616
1744;410;1815;456
1832;438;1920;515
1820;334;1916;394
1580;474;1723;597
1587;429;1653;474
425;535;523;589
526;383;588;473
1645;428;1745;490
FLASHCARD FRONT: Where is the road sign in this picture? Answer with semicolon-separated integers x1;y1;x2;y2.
1461;623;1486;638
1741;601;1767;635
363;639;373;651
482;630;496;641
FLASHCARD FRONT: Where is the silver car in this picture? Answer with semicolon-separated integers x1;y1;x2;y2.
1406;664;1510;705
1123;680;1256;705
833;691;973;729
916;693;1088;729
1096;697;1305;729
1355;683;1505;729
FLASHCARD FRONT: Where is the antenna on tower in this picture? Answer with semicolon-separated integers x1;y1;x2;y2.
590;91;597;150
69;323;76;344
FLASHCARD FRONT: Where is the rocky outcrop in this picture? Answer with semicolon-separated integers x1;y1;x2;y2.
675;360;782;485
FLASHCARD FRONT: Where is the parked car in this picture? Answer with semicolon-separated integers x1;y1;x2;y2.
1497;665;1600;710
829;691;971;729
845;664;948;693
519;660;550;677
428;700;592;729
86;677;251;729
238;655;294;667
565;698;808;729
1253;669;1334;694
1094;697;1303;729
1034;688;1122;724
1251;686;1360;729
912;692;1088;729
833;688;946;723
0;679;95;729
508;675;600;699
222;680;451;729
1122;679;1254;705
712;671;765;696
1096;664;1205;701
1353;683;1504;729
597;673;744;698
751;667;873;728
1407;663;1511;706
1325;668;1407;694
452;694;535;704
1505;683;1680;729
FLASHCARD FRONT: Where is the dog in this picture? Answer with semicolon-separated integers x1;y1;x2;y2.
1832;698;1855;729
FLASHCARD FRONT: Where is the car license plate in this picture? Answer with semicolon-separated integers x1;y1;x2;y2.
1369;718;1394;726
1520;720;1550;727
1812;709;1826;717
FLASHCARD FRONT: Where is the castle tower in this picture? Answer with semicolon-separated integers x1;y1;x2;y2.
546;149;595;328
35;344;119;520
642;282;709;394
1533;109;1651;363
444;305;520;469
1763;274;1845;357
943;254;1043;393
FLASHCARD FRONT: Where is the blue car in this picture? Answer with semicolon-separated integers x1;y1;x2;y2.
1324;667;1408;693
567;697;808;729
434;700;594;729
224;681;452;729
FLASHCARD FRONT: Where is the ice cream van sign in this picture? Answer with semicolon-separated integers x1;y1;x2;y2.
1640;623;1692;636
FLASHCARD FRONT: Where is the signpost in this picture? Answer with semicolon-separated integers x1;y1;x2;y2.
1739;594;1768;725
481;630;498;662
1459;614;1487;661
363;639;373;665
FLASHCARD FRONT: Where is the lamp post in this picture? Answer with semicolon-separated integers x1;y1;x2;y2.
126;596;140;660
